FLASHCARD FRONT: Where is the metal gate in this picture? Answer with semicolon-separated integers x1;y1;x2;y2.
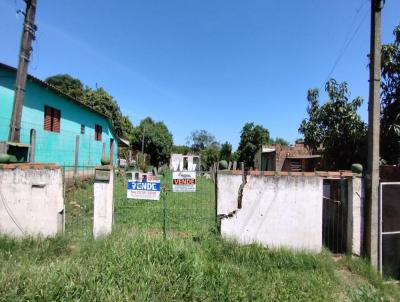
380;182;400;279
113;169;217;238
322;178;348;253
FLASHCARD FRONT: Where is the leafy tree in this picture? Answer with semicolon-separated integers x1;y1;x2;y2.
219;141;232;162
45;75;134;140
381;24;400;164
186;130;219;152
46;74;85;100
299;79;367;170
271;137;290;147
201;145;220;170
131;117;173;166
171;145;191;155
237;123;270;167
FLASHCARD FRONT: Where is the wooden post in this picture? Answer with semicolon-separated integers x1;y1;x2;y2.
29;129;36;162
74;135;80;177
109;139;114;167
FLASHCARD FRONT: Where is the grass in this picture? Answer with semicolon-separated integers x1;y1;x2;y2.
1;171;399;301
65;171;216;238
1;232;399;301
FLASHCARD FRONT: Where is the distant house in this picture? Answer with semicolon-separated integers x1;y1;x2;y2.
0;63;119;166
170;153;200;171
254;140;320;172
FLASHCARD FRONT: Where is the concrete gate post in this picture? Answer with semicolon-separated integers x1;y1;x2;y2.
347;176;365;256
93;166;114;239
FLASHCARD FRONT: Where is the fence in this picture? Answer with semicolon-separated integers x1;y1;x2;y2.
322;178;348;253
63;166;96;237
0;117;116;167
113;169;217;239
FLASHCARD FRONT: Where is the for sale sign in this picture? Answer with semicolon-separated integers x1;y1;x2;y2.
172;171;196;192
127;179;161;200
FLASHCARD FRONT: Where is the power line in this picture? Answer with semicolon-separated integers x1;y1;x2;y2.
320;0;369;91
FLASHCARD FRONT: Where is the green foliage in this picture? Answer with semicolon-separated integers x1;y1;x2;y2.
219;141;232;162
200;144;220;170
237;122;270;167
2;233;399;301
45;75;134;140
299;79;367;170
186;130;219;152
46;74;85;100
131;117;173;167
172;145;191;155
381;24;400;165
271;137;290;146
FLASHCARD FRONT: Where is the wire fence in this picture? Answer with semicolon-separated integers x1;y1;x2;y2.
0;116;115;167
113;169;217;239
63;166;96;238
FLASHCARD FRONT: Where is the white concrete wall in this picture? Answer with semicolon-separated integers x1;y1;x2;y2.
218;174;323;252
93;171;114;239
347;177;364;256
0;168;64;237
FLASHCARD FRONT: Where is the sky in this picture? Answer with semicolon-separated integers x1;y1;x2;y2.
1;0;399;149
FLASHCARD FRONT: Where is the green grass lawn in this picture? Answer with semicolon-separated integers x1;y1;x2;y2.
1;231;399;301
65;171;216;239
1;171;399;301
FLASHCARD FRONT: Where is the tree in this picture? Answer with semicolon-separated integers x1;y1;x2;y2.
46;75;134;140
381;24;400;165
186;130;219;152
271;137;289;147
237;123;270;167
201;145;220;170
46;74;85;100
299;79;367;170
131;117;173;167
171;145;191;155
219;141;232;162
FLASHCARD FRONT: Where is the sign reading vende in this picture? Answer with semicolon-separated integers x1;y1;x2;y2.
127;180;161;200
172;171;196;192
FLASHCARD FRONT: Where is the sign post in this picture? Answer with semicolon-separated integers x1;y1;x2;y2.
172;171;196;193
127;179;161;201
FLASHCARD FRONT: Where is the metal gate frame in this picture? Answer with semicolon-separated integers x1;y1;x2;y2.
379;182;400;274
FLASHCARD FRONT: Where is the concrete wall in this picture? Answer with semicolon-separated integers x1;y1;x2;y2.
218;173;323;252
0;165;64;237
347;177;364;256
0;66;118;166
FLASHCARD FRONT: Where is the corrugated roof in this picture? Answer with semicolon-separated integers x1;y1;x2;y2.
0;62;111;120
0;62;131;144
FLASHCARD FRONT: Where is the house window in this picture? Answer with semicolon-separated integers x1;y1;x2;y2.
81;124;85;134
44;105;61;133
95;124;102;141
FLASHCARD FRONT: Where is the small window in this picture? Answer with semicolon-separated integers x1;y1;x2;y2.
81;124;85;134
95;124;102;141
44;105;61;133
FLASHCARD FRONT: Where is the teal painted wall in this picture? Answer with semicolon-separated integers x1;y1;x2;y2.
0;67;118;166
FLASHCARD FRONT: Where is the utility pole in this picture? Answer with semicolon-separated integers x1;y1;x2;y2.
366;0;382;269
9;0;37;142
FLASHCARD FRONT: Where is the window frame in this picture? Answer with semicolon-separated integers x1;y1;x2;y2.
43;105;61;133
95;124;102;141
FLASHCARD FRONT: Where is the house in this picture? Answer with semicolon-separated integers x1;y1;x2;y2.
254;140;320;172
170;153;200;171
0;63;119;167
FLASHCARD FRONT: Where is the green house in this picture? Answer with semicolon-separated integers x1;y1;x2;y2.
0;63;119;167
